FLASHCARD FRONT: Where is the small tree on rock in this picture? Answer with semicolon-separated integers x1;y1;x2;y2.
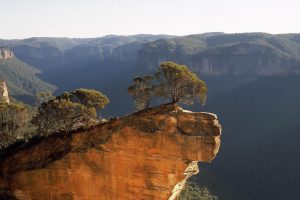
32;99;96;135
0;102;30;149
155;61;207;105
57;89;109;112
32;89;109;136
128;75;155;110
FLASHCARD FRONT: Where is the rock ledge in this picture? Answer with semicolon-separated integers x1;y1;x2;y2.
0;104;221;200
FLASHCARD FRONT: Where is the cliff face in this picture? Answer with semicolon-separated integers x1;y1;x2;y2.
138;44;300;76
0;49;14;60
137;34;300;75
4;34;300;75
0;81;9;103
0;104;221;200
4;35;172;70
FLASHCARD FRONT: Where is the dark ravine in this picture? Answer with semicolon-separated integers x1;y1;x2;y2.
0;104;221;200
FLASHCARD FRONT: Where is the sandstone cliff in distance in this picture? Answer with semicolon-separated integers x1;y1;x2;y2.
0;81;10;103
0;48;14;60
138;33;300;75
2;33;300;75
0;104;221;200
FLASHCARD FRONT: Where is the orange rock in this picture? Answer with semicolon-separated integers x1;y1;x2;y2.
0;104;221;200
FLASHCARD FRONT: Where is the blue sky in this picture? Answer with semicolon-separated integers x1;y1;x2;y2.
1;0;300;39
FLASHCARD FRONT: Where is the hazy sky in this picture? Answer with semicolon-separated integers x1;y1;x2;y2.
1;0;300;39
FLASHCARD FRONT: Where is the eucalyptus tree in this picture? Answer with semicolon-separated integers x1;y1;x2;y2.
155;61;207;105
32;89;109;136
0;102;30;149
128;75;155;110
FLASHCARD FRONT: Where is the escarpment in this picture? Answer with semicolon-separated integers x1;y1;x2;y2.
0;104;221;200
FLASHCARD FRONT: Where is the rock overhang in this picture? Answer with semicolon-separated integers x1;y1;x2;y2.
0;103;221;200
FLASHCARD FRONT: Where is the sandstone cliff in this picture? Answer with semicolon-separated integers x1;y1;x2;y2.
0;104;221;200
0;49;14;60
0;81;9;103
137;34;300;75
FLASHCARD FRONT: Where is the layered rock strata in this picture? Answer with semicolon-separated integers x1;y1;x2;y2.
0;104;221;200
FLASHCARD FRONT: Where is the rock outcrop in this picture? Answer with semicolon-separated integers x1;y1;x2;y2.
0;48;14;60
0;104;221;200
0;81;9;103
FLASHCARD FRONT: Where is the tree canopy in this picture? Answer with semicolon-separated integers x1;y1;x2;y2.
32;99;96;135
35;92;54;106
128;75;155;110
128;61;207;110
0;102;31;149
155;61;207;105
32;88;109;136
60;88;109;110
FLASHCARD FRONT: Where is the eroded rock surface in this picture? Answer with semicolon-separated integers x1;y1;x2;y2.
0;81;9;103
0;49;14;60
0;104;221;200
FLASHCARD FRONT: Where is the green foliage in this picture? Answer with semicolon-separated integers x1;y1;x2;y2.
0;102;31;149
155;61;207;105
58;89;109;110
0;57;56;96
32;88;109;136
35;92;54;106
32;99;97;135
128;62;207;110
187;168;252;200
179;181;218;200
128;75;155;110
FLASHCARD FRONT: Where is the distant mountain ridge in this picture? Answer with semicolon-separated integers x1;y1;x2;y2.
138;33;300;75
0;35;174;70
2;33;300;75
2;32;300;104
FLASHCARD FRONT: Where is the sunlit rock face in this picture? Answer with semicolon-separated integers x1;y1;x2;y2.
0;104;221;200
0;48;14;60
0;81;9;103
